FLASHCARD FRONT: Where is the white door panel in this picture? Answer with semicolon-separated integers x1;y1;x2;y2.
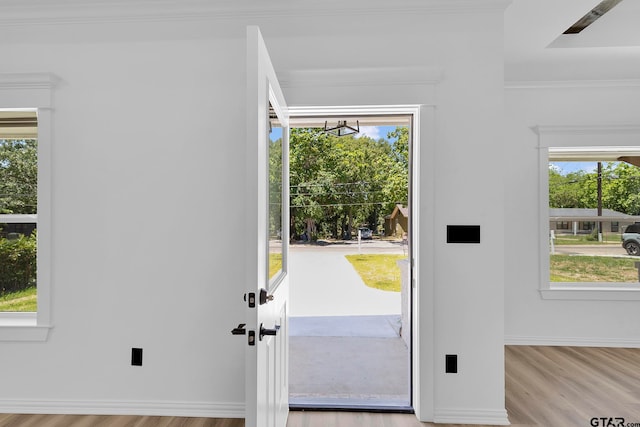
244;25;289;427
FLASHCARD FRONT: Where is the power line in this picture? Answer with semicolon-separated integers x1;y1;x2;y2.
289;181;386;188
291;201;406;208
291;190;387;196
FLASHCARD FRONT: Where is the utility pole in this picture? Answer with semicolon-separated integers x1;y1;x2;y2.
597;161;603;242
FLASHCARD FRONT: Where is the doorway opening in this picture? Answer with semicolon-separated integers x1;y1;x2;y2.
287;111;415;411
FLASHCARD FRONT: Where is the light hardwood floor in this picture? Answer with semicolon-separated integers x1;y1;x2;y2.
1;346;639;427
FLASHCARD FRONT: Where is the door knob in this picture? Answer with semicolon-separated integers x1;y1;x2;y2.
259;323;280;341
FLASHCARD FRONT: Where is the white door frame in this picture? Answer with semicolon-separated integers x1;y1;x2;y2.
288;104;435;420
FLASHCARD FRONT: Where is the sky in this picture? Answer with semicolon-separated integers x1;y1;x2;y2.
550;161;598;175
358;125;398;141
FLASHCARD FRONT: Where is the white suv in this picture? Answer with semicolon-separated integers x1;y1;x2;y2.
358;227;373;240
622;223;640;255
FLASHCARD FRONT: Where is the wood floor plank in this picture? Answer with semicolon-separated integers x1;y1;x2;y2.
504;346;640;426
1;346;639;426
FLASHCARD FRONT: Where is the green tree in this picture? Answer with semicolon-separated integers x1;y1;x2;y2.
0;139;37;215
0;232;36;294
289;127;408;239
269;134;283;238
549;167;595;208
548;161;640;215
602;162;640;215
382;127;409;214
289;129;335;239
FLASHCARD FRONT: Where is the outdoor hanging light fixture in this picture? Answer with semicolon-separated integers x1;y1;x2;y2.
323;120;359;137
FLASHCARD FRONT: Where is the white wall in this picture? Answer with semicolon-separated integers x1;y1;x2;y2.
505;83;640;345
0;1;508;423
0;36;248;414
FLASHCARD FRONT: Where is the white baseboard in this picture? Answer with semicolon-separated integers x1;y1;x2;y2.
505;335;640;348
0;399;244;418
434;408;510;425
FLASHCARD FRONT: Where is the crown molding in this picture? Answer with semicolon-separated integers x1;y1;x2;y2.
532;124;640;137
0;73;59;109
505;79;640;89
0;0;511;27
0;73;60;90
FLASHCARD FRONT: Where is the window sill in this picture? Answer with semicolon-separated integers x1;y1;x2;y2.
541;283;640;301
0;313;52;341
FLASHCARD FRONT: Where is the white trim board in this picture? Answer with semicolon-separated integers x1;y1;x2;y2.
0;399;244;419
506;79;640;89
535;124;640;301
434;408;510;425
0;72;57;342
505;336;640;348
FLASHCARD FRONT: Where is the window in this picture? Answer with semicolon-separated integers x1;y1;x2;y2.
625;223;640;233
556;221;570;230
548;159;640;292
0;73;57;341
536;125;640;300
0;136;38;313
580;221;595;231
611;222;619;232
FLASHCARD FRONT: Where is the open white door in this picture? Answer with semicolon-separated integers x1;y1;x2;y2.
244;26;290;427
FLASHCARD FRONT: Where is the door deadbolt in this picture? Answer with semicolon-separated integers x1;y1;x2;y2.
259;288;274;305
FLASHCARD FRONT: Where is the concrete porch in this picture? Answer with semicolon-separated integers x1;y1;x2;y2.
289;315;410;408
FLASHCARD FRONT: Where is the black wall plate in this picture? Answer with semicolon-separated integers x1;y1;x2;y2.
447;225;480;244
131;348;143;366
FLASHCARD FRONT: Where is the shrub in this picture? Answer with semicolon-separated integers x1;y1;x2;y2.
0;232;36;295
586;228;599;241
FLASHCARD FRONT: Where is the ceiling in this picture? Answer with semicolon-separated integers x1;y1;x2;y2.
504;0;640;81
0;0;636;83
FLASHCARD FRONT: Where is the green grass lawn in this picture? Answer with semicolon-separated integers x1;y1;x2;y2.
269;253;282;279
345;254;406;292
0;287;37;312
550;255;638;282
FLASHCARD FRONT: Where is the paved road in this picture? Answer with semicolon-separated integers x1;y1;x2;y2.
553;244;632;257
289;242;404;317
291;239;407;254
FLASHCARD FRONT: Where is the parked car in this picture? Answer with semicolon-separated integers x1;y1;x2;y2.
622;223;640;255
358;227;373;240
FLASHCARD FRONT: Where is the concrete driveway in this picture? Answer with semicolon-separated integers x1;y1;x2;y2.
289;242;404;317
288;241;410;406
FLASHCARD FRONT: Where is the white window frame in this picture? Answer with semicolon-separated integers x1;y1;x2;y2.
535;124;640;301
0;73;58;341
